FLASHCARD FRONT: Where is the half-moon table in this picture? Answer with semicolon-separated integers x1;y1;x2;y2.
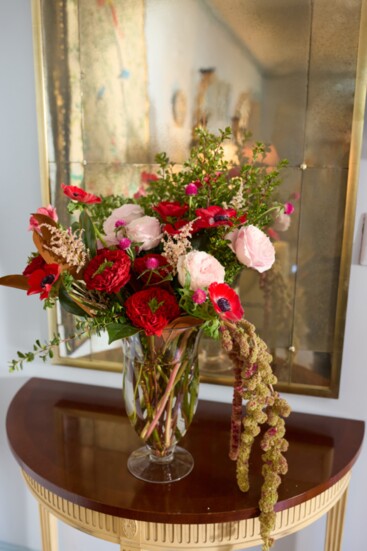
6;378;364;551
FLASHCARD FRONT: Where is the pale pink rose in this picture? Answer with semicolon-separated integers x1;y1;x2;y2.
29;205;58;232
126;216;162;251
103;204;144;246
177;251;225;291
226;225;275;273
273;212;291;232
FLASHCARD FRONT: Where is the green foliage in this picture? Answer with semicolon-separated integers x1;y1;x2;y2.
178;285;215;321
106;322;140;344
136;127;286;231
79;210;97;257
73;298;127;337
137;127;233;214
9;334;62;372
67;201;83;215
207;234;243;285
201;319;221;339
58;284;89;317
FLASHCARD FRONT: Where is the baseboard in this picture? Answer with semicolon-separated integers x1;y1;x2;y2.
0;541;38;551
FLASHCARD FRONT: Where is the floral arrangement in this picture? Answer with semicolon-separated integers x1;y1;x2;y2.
0;127;293;550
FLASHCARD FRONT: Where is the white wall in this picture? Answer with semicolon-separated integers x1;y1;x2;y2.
0;2;366;550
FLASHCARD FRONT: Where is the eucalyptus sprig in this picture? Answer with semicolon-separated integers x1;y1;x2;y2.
9;334;71;372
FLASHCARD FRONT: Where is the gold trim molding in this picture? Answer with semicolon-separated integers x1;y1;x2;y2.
23;470;351;550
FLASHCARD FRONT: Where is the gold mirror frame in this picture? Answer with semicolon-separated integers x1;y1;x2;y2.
31;0;367;397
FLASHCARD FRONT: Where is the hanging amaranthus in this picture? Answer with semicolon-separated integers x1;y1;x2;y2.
221;319;291;551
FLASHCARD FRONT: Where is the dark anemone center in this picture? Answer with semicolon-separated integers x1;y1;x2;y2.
73;192;80;197
217;297;231;312
213;214;229;222
41;274;55;288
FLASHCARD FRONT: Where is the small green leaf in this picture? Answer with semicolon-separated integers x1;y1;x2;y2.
107;323;139;344
79;210;97;257
71;221;80;233
59;285;88;317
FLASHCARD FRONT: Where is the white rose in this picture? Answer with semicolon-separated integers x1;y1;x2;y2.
103;204;144;246
226;225;275;273
126;216;162;251
177;251;225;291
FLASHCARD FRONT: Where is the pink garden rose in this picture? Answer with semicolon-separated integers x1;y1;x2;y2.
125;216;162;251
102;204;144;246
177;251;225;291
29;205;58;233
227;225;275;273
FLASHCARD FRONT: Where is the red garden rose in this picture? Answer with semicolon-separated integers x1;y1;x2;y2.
208;282;244;322
84;249;131;293
153;201;189;221
26;263;61;300
61;184;101;204
22;254;46;276
133;254;172;285
125;287;181;336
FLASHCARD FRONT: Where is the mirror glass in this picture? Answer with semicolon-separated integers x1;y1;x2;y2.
34;0;366;396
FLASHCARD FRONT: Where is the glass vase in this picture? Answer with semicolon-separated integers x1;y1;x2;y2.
122;320;202;483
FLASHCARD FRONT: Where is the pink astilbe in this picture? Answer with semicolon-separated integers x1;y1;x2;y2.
40;223;87;273
162;220;195;272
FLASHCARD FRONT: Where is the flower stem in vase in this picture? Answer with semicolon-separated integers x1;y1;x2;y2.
165;390;174;449
140;359;181;442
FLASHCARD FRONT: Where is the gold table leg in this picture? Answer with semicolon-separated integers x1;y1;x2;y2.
39;504;58;551
324;486;349;551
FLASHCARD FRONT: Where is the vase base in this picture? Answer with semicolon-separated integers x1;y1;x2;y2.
127;446;194;483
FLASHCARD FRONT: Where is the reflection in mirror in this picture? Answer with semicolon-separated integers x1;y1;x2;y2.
33;0;367;396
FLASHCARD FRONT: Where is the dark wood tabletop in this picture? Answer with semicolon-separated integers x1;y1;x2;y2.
6;378;364;525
